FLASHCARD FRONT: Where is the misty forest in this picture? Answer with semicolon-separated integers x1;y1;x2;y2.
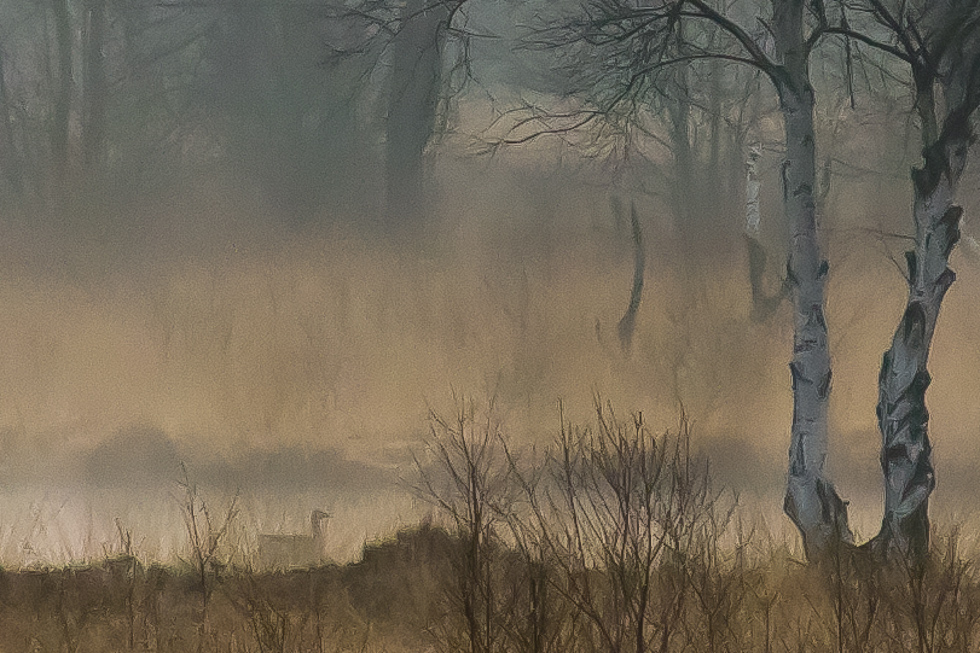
1;0;980;651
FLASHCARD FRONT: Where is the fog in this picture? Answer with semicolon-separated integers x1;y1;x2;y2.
0;0;977;565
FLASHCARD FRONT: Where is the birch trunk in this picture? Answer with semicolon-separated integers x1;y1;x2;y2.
774;0;851;560
744;144;787;321
860;2;976;558
867;113;966;561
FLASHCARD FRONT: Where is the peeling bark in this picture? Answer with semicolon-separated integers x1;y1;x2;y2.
865;122;965;561
774;0;852;561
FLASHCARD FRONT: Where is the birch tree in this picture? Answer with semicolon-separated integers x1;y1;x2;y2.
519;0;852;560
827;0;980;561
526;0;980;563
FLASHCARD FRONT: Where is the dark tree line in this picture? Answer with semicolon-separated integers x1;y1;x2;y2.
0;0;490;234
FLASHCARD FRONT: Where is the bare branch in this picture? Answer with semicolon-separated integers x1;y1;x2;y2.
682;0;779;79
819;26;912;62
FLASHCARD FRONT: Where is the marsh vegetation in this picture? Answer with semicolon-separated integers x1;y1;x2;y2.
1;404;979;653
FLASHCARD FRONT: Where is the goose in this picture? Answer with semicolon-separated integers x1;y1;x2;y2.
257;510;330;569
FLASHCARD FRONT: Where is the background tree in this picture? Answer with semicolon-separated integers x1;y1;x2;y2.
385;0;453;235
82;0;108;176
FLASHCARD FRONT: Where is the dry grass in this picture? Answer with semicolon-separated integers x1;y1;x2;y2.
1;407;979;653
1;515;979;652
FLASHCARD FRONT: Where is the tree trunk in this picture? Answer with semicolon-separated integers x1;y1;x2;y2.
617;201;644;354
51;0;72;186
866;113;966;561
82;0;107;175
706;57;722;217
0;48;24;197
667;65;695;245
744;144;788;321
774;0;852;561
385;0;449;237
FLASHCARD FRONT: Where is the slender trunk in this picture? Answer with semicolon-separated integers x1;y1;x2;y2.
0;48;23;197
271;6;316;221
617;201;645;353
774;0;851;561
668;67;694;239
744;144;788;321
51;0;72;184
385;0;448;237
867;106;967;561
82;0;107;175
707;58;722;216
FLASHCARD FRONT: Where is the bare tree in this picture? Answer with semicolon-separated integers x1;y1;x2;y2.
507;0;980;565
177;465;240;652
514;0;852;560
501;402;729;653
51;0;73;188
414;398;515;653
761;0;856;561
824;0;980;562
0;46;23;198
82;0;108;174
385;0;453;233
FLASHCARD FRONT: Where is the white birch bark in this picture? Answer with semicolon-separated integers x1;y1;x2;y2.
773;0;852;560
745;144;761;237
861;0;979;559
867;114;967;561
744;143;788;321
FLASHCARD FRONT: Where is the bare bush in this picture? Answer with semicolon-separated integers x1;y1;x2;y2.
418;397;745;653
523;403;731;653
177;465;240;652
414;397;516;653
